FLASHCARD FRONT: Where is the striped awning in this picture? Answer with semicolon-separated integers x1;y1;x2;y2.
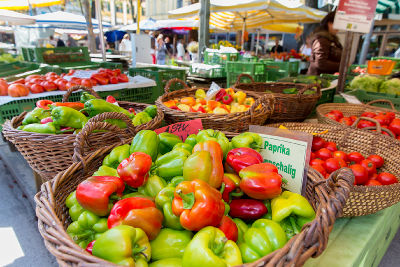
376;0;400;14
0;0;63;10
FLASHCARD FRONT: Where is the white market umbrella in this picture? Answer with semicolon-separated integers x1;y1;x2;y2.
0;9;35;25
0;0;62;10
119;18;158;31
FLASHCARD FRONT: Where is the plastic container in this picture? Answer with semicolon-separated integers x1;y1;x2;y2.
226;61;265;75
367;60;395;75
226;72;267;87
334;89;400;110
262;60;299;77
189;65;226;78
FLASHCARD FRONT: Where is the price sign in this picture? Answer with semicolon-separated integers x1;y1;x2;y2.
155;119;203;141
249;125;313;195
340;93;362;104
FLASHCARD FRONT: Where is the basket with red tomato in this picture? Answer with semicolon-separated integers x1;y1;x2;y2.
35;126;352;267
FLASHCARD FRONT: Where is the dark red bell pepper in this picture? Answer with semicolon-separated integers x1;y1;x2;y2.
107;197;164;240
76;176;125;216
215;89;227;102
226;147;263;174
222;94;233;105
217;215;238;242
229;199;267;220
117;152;152;188
221;173;243;203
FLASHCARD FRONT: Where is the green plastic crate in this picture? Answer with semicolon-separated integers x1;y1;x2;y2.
97;86;159;104
129;67;186;93
263;61;299;77
239;55;258;62
333;89;400;110
189;65;226;78
227;72;267;88
204;51;239;65
0;62;40;78
372;57;400;69
226;61;265;75
266;70;288;81
60;61;123;72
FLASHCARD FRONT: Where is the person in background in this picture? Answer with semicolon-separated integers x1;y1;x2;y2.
271;38;283;53
56;36;65;47
67;35;77;47
164;36;173;56
119;34;132;54
49;35;57;47
300;36;312;56
156;34;167;65
149;31;156;64
176;39;185;60
307;11;343;75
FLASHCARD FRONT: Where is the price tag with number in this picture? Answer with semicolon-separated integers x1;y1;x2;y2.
155;119;203;141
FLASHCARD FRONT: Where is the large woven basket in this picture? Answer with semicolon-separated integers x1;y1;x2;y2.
2;85;163;182
155;78;274;133
233;73;321;122
268;122;400;217
34;121;353;267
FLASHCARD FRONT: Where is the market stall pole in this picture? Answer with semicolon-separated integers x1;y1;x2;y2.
137;0;141;34
337;32;354;92
95;0;106;62
198;0;210;62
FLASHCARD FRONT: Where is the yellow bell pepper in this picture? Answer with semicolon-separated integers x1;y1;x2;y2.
225;88;235;96
213;107;229;114
195;89;206;99
192;103;202;111
220;104;230;113
177;104;191;112
233;91;246;104
196;98;206;105
244;97;255;106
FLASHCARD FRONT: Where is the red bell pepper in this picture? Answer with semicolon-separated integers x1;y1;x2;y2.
229;199;267;220
107;197;163;240
221;173;243;203
172;179;225;231
226;147;263;174
52;102;85;110
197;106;206;113
106;95;117;103
239;163;282;200
117;152;152;188
215;89;227;102
217;215;238;242
76;176;125;216
222;94;233;105
129;108;136;115
86;240;95;254
36;99;54;110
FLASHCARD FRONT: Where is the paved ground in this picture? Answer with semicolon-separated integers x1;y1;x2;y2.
0;141;398;267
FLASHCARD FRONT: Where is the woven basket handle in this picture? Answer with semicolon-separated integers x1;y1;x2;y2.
164;78;190;93
73;121;126;167
248;93;275;123
297;83;321;97
365;99;396;111
351;116;382;133
87;112;136;135
363;126;396;138
234;73;255;88
62;85;101;103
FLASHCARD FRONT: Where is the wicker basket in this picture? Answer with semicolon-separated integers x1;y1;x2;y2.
2;85;163;182
155;78;274;133
233;73;321;122
34;121;353;267
268;122;400;217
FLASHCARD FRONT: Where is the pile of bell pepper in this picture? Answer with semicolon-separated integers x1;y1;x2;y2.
66;128;316;267
163;88;256;114
17;92;158;134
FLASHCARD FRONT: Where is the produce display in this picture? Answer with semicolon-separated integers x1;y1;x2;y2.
349;75;400;95
163;88;257;114
65;129;316;266
278;75;331;88
0;68;129;97
310;135;398;186
268;49;309;61
324;109;400;139
0;53;23;63
17;93;158;134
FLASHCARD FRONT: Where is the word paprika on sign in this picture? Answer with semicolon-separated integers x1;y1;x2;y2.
155;119;203;141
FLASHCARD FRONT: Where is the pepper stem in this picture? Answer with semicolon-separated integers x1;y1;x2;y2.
219;183;226;194
213;237;227;256
289;217;300;235
176;190;195;210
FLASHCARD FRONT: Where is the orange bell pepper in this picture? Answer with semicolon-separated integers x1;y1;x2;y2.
164;100;177;108
207;100;219;111
180;97;196;107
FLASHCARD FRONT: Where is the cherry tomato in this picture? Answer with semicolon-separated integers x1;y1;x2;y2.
361;112;376;118
315;148;333;161
350;164;369;185
357;120;375;129
377;172;398;185
367;154;384;168
325;112;340;121
339;117;353;126
388;119;400;136
333;150;348;161
365;179;382;186
311;164;327;178
347;152;365;164
312;136;326;152
360;159;376;177
324;158;347;174
329;110;343;120
373;115;390;126
324;141;337;152
310;158;325;168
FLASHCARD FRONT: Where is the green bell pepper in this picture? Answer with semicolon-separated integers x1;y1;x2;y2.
159;132;182;155
132;111;152;126
262;200;272;220
155;178;184;230
103;144;131;169
184;134;197;149
270;191;316;239
233;218;248;244
105;118;127;129
182;226;242;267
122;192;154;201
130;130;159;162
51;106;88;129
22;107;51;125
82;99;133;118
66;211;108;248
93;165;119;177
144;105;158;118
173;143;193;153
239;219;287;263
150;228;193;260
65;191;85;222
155;148;190;180
18;122;57;134
282;88;298;94
138;174;167;198
196;129;230;158
149;258;182;267
92;225;151;267
231;132;263;151
80;92;97;103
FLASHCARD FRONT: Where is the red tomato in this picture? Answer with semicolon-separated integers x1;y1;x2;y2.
324;158;347;174
46;75;59;82
25;82;34;88
333;150;348;161
360;159;376;177
90;78;98;86
70;77;82;85
30;78;44;85
315;148;333;161
373;115;389;126
389;119;400;136
357;120;375;129
311;164;327;178
325;112;340;121
42;81;57;91
310;158;325;167
310;152;316;161
68;69;76;75
367;155;384;168
66;82;77;89
57;80;68;91
45;72;58;77
361;112;376;118
365;179;382;186
377;172;398;185
25;75;42;82
118;73;129;83
329;110;343;120
12;78;26;84
30;84;44;94
0;78;8;96
81;78;93;88
312;136;326;152
350;164;369;185
379;112;396;123
347;152;365;164
8;83;29;97
349;116;358;123
324;141;337;152
109;76;118;84
339;117;353;126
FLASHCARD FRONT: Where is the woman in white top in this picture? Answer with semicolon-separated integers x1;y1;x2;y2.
300;36;312;56
176;39;185;60
119;34;132;54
